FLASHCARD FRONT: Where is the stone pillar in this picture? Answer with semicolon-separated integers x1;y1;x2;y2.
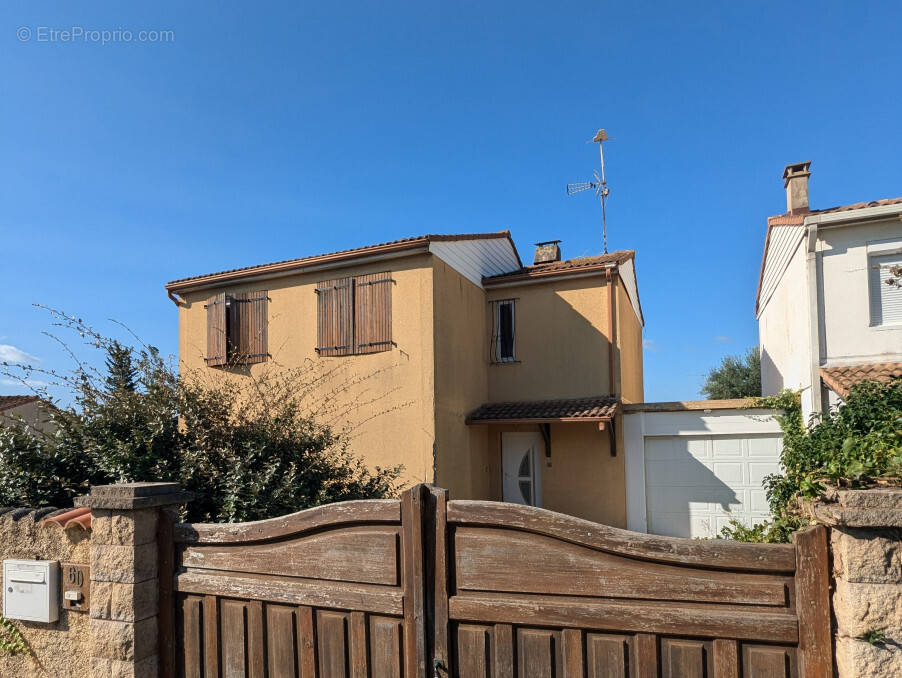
806;487;902;677
79;482;190;678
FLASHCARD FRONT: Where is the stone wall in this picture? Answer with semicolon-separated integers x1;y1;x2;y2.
0;483;189;678
807;487;902;677
0;509;91;678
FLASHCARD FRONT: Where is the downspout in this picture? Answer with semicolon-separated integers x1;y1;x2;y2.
805;223;822;416
606;267;617;396
606;266;618;458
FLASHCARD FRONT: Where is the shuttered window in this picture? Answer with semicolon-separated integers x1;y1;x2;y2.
869;253;902;326
316;272;393;356
205;290;269;366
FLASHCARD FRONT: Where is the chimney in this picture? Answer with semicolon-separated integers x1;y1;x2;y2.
783;161;811;214
533;240;562;265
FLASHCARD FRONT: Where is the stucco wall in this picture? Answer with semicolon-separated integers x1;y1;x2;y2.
0;512;91;678
0;400;56;433
431;258;490;499
758;236;812;400
818;219;902;364
616;278;643;403
486;276;613;402
177;254;436;488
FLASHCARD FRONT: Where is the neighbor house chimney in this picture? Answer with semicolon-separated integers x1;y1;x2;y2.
533;240;562;265
783;161;811;214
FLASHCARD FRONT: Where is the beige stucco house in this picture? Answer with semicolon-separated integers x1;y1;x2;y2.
166;232;644;525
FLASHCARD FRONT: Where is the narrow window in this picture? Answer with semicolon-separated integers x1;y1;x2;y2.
869;253;902;326
491;299;516;363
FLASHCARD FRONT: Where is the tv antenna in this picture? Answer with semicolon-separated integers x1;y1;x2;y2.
566;129;612;253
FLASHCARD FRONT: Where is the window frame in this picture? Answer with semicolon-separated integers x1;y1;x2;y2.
490;298;517;364
867;239;902;328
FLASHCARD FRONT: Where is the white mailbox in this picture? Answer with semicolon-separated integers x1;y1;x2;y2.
3;560;59;623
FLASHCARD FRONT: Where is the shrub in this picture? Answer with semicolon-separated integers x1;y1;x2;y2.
0;310;403;522
721;379;902;542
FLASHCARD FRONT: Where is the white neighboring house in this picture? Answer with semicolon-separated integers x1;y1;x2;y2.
757;162;902;422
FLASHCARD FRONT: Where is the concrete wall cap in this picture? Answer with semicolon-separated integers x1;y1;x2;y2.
802;486;902;527
76;483;193;510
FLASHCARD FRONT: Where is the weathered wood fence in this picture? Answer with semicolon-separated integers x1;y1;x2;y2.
162;484;832;677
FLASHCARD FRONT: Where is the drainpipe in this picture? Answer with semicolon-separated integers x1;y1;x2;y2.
606;267;617;397
805;223;822;416
606;266;618;458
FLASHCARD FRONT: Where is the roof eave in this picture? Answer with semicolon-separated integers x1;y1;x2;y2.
804;202;902;227
483;261;618;287
165;239;432;294
465;415;614;425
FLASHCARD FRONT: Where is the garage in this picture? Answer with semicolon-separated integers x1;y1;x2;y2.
623;400;784;538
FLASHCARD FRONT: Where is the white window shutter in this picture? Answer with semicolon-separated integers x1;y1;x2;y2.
869;254;902;326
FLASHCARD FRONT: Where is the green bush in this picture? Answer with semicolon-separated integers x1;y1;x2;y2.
721;379;902;542
0;311;403;522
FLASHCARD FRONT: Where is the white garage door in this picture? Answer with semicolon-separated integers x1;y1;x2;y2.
644;434;782;539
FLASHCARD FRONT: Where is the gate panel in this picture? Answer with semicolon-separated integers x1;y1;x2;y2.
439;499;831;678
173;499;405;678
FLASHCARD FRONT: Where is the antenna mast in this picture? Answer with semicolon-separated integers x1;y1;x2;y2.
566;128;612;253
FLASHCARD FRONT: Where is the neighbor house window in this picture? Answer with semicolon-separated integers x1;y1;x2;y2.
490;299;516;363
316;272;393;356
868;249;902;327
205;290;269;366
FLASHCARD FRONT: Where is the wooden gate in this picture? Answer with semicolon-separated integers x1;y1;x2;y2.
165;485;832;678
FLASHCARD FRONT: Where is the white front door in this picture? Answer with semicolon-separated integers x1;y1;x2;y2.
501;432;543;506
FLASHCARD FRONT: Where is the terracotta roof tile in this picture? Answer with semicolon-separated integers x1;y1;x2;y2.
0;395;40;412
811;196;902;215
466;396;619;423
767;196;902;225
166;231;519;291
820;362;902;398
42;507;92;530
483;250;634;285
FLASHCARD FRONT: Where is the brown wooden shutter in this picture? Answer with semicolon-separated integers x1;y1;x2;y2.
205;292;227;367
354;271;393;354
227;291;268;365
242;290;269;364
316;277;353;356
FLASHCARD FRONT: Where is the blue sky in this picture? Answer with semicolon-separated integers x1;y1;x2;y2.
1;1;901;403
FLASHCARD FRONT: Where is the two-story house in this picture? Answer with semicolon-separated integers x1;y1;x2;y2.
757;162;902;421
166;232;644;525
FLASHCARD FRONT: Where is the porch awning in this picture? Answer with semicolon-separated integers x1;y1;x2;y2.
465;396;620;425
